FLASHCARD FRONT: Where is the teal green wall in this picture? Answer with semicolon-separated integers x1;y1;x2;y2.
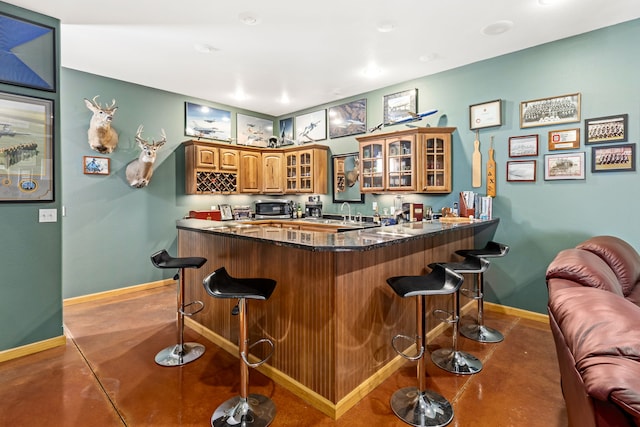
0;2;62;351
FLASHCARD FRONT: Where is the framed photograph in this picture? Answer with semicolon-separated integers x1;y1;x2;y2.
0;13;56;91
332;152;364;203
184;102;231;141
219;204;233;220
544;152;586;181
520;93;581;129
0;92;54;202
470;99;502;130
591;143;635;173
279;117;295;146
507;160;536;182
383;89;417;125
585;114;628;144
295;109;326;142
236;113;273;147
509;135;538;157
328;98;367;139
548;128;580;151
83;156;109;175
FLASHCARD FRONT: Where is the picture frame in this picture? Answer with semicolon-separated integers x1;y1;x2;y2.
295;109;326;142
469;99;502;130
507;160;536;182
585;114;628;144
278;117;295;146
83;156;110;175
591;143;635;172
236;113;273;147
548;128;580;151
520;93;581;129
544;152;586;181
332;152;365;203
0;13;56;91
328;98;367;139
219;204;233;220
509;135;538;157
383;89;417;125
0;91;54;202
184;102;231;141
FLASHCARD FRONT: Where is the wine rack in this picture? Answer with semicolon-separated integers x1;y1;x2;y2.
195;171;237;193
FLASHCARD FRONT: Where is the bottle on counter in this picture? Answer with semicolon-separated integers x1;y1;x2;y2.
297;203;303;218
373;205;381;225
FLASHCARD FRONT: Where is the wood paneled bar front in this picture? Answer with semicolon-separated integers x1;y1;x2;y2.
176;218;499;419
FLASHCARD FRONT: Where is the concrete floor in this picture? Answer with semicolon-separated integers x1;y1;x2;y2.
0;284;567;426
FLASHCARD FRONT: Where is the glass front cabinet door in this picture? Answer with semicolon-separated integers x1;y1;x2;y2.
386;135;416;191
359;141;385;192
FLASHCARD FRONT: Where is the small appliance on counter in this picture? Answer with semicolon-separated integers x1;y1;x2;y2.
254;199;294;219
305;202;322;218
232;205;252;220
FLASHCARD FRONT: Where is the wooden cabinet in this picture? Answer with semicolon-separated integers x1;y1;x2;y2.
185;141;238;194
239;150;262;193
284;146;328;194
356;127;455;194
262;151;284;193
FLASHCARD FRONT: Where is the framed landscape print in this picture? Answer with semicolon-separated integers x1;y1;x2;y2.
507;160;536;182
383;89;417;125
278;117;295;146
509;135;538;157
520;93;581;129
83;156;110;175
0;92;54;202
328;99;367;139
585;114;628;144
544;152;585;181
295;110;326;142
184;102;231;141
591;143;635;172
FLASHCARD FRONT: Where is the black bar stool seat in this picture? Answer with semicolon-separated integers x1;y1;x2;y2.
386;264;464;427
150;249;207;367
455;241;509;343
203;267;277;427
428;256;489;375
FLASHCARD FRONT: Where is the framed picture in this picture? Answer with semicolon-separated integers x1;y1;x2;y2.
184;102;231;141
279;117;295;146
219;204;233;220
295;109;326;142
332;152;364;203
328;98;367;139
236;113;273;147
383;89;417;125
469;99;502;130
83;156;109;175
520;93;581;129
544;152;585;181
591;143;635;172
0;92;54;202
509;135;538;157
0;13;56;91
507;160;536;182
548;128;580;151
585;114;628;144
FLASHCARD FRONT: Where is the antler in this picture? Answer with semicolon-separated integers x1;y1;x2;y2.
135;125;145;143
154;129;167;147
89;95;117;110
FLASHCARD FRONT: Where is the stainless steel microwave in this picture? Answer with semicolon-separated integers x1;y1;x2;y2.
254;199;293;219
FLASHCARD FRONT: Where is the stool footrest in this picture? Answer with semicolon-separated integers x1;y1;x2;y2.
180;300;204;316
459;287;482;300
432;309;457;324
241;338;274;368
391;334;423;361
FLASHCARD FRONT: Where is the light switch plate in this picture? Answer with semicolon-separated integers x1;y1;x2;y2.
39;208;57;223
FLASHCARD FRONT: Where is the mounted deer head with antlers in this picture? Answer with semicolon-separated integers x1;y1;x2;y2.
84;95;119;154
126;126;166;188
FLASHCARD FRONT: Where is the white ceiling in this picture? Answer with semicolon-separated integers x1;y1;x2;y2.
5;0;640;116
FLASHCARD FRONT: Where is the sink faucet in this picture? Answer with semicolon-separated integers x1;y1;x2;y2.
340;202;351;222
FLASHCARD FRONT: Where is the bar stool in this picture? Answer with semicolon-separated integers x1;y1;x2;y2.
202;267;277;427
455;241;509;343
150;249;207;366
386;264;464;427
428;256;489;375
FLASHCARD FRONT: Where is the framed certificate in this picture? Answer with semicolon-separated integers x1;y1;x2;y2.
469;99;502;130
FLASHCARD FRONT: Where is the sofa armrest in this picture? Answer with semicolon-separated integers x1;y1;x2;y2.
546;248;624;296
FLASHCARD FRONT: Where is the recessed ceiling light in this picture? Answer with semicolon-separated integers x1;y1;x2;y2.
538;0;558;5
280;93;290;104
418;53;438;63
362;64;382;78
481;20;514;36
377;22;395;33
238;12;261;26
194;43;218;54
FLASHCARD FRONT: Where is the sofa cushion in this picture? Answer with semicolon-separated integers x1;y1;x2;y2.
548;286;640;363
577;235;640;297
546;248;624;297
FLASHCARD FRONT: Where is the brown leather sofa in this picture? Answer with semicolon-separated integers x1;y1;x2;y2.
546;235;640;427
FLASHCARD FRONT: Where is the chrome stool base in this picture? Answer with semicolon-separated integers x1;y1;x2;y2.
390;387;454;427
155;342;205;367
460;324;504;343
431;348;482;375
211;394;276;427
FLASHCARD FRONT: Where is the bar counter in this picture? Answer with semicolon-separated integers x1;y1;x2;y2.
177;217;499;418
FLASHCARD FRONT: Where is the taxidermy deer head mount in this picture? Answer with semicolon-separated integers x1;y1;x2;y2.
125;126;166;188
84;95;119;154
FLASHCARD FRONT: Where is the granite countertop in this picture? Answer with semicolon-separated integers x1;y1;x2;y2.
176;217;499;252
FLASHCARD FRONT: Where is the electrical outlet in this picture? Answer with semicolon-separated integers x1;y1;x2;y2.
39;208;57;223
